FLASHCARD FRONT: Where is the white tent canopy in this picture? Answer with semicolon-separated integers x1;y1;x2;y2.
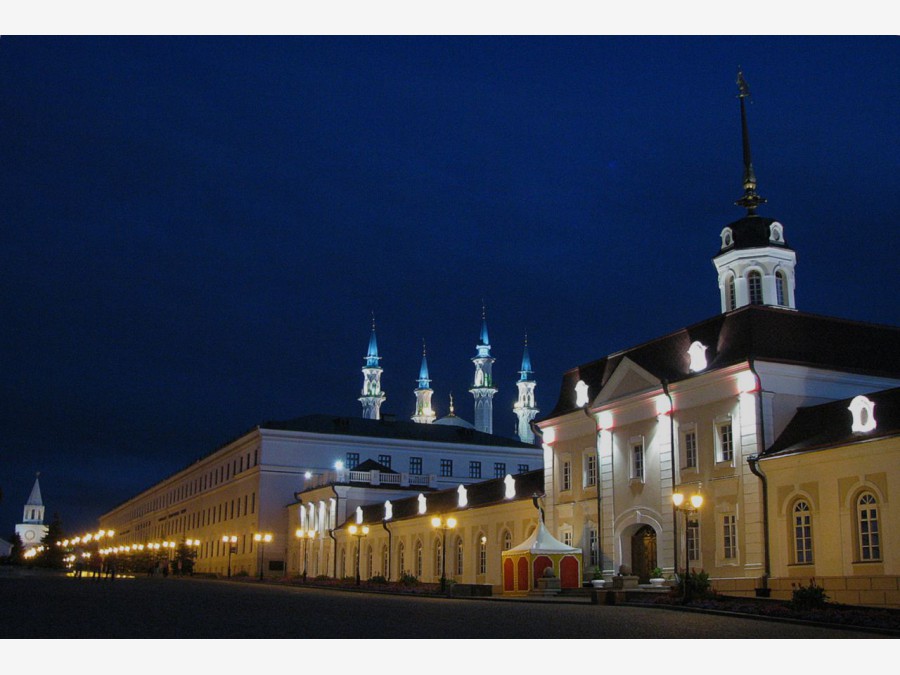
506;519;582;555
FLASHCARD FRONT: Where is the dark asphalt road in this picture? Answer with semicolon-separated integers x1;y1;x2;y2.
0;571;885;639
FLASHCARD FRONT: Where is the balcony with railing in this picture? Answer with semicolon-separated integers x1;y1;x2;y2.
303;468;437;490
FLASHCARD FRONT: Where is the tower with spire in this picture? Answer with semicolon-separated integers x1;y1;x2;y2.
359;316;386;420
412;341;436;424
15;473;49;548
469;306;498;434
513;334;539;443
713;69;797;313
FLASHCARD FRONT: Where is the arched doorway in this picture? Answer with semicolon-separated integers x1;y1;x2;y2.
630;525;657;583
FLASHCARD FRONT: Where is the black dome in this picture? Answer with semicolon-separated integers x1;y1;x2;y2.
716;215;790;255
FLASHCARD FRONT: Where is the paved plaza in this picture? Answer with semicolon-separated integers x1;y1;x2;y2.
0;569;887;639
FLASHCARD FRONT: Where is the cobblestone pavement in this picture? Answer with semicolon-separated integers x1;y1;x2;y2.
0;571;887;639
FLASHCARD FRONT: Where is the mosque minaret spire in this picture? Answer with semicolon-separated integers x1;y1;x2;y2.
469;303;497;434
359;314;386;420
513;333;538;443
412;340;436;424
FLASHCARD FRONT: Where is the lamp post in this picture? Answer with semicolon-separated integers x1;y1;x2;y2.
254;533;273;581
672;485;704;586
184;539;201;575
222;535;238;578
430;516;457;593
347;524;369;586
295;529;314;581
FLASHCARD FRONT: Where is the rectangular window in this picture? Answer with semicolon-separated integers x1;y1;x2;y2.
561;461;571;491
562;530;573;547
346;452;360;470
469;461;482;479
686;519;700;562
378;454;392;469
584;453;597;487
588;527;598;567
723;514;737;559
683;429;698;469
440;459;453;477
409;457;423;476
717;420;734;463
494;462;506;479
631;440;644;481
517;464;529;473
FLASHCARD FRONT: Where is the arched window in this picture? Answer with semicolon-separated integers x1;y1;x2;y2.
455;537;464;576
792;500;813;564
726;275;736;311
478;534;487;575
721;227;733;248
366;545;373;579
775;270;787;306
857;493;881;561
340;548;346;578
415;541;423;578
502;529;512;550
398;542;405;576
747;270;763;305
382;544;389;579
434;539;443;577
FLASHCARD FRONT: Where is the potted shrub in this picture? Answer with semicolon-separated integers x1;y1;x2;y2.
590;566;604;588
649;567;666;587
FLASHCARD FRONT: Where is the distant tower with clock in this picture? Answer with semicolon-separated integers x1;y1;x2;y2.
15;474;49;549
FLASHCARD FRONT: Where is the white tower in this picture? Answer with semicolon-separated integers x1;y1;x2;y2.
513;336;538;443
359;319;386;420
713;70;797;313
412;342;436;424
15;473;49;548
469;308;497;434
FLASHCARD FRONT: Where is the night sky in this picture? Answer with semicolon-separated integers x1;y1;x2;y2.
2;36;897;537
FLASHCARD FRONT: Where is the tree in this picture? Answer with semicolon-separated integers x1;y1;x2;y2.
38;513;67;569
175;538;198;575
7;533;24;565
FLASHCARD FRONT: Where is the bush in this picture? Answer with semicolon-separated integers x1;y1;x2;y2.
399;571;419;586
233;570;249;577
677;569;712;601
368;574;388;584
791;578;829;609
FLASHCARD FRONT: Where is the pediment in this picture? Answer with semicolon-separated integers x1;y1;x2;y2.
592;356;660;406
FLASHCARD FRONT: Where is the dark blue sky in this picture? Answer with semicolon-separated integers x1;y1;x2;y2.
2;36;897;536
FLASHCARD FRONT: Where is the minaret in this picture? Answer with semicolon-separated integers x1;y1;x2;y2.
469;305;497;434
15;473;49;548
713;70;797;313
513;334;539;443
359;316;386;420
412;341;436;424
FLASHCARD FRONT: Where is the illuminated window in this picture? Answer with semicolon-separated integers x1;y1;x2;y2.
857;493;881;561
415;541;423;578
747;270;763;305
776;270;787;306
478;535;487;574
722;514;737;560
716;419;734;463
561;529;573;547
630;438;644;482
682;427;698;469
726;275;736;311
434;539;442;577
584;452;597;487
561;460;571;491
502;529;512;551
382;545;389;578
686;519;700;562
793;500;813;564
455;538;464;576
345;453;359;469
588;526;598;567
398;542;405;575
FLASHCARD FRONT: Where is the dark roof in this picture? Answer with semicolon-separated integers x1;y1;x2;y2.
763;387;900;457
716;214;790;255
545;306;900;419
350;469;545;527
354;458;397;474
261;414;536;449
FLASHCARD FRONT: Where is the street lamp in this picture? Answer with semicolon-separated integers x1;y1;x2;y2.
222;535;238;578
347;524;369;586
295;529;314;581
254;533;273;581
184;539;201;575
672;485;704;580
430;516;457;593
